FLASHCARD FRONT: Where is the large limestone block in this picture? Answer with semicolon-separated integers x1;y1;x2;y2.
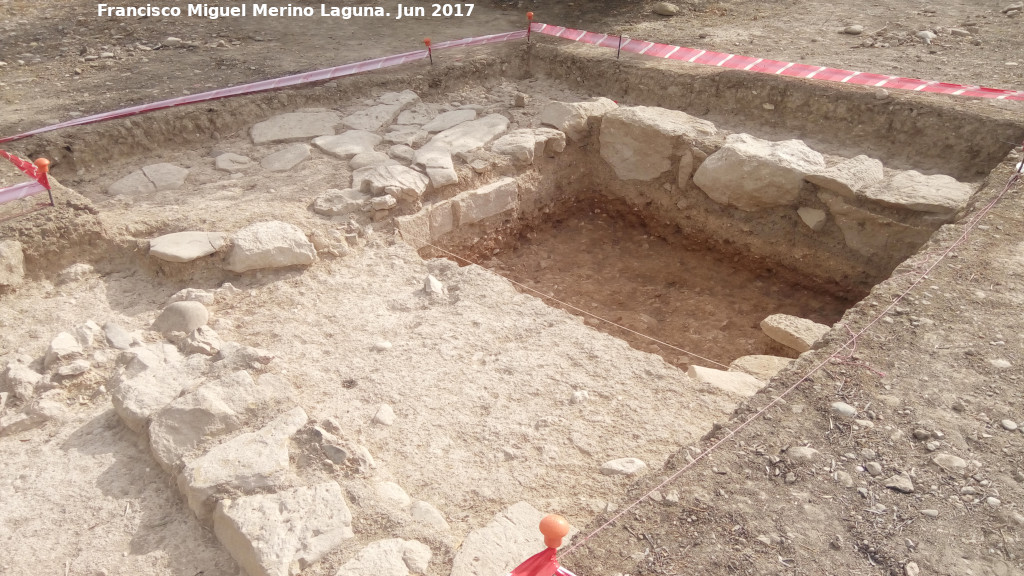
214;482;353;576
179;407;308;521
694;134;826;211
351;165;430;201
336;539;432;576
805;155;884;197
311;188;370;217
428;200;455;239
313;130;382;160
413;146;458;188
109;345;191;432
451;502;576;576
423;114;509;157
600;106;718;181
149;372;296;473
453;177;518;225
225;221;317;273
261;144;311;172
490;128;566;165
251;111;341;145
728;355;793;381
0;240;25;287
819;193;932;258
149;231;227;263
142;163;189;191
107;170;156;196
760;314;830;353
861;170;974;215
539;97;618;141
342;91;419;132
687;365;766;397
395;211;430;249
422;109;476;133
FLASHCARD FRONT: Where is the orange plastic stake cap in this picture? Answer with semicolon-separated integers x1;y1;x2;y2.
424;38;431;47
526;11;534;20
34;158;50;174
539;514;570;549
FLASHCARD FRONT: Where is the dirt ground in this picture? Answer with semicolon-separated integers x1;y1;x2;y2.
2;1;1024;576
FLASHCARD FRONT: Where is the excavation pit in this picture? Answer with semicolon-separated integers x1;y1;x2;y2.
2;38;1023;576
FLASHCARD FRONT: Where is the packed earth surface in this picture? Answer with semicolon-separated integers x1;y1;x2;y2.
1;1;1024;576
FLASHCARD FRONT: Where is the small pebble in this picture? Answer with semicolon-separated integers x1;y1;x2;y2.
1002;419;1018;431
920;509;939;517
986;497;1001;507
866;462;883;476
875;88;890;100
830;401;857;419
372;341;393;352
843;25;865;35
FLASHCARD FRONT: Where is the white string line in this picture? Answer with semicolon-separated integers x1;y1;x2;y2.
559;161;1023;558
396;230;731;369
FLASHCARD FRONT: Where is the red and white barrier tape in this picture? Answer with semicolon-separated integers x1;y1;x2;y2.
0;29;527;145
530;23;1024;102
0;180;47;205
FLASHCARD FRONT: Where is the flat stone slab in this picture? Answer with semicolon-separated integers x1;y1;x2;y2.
351;165;430;201
861;170;974;215
251;110;341;145
491;128;566;165
335;539;431;576
215;153;254;173
423;114;510;157
453;177;518;225
600;106;718;181
688;365;766;397
422;109;477;133
225;221;317;273
451;502;576;576
110;344;190;433
342;90;419;132
214;482;353;576
760;314;831;353
142;163;189;191
694;133;826;211
311;188;370;216
350;151;397;171
540;97;618;141
108;170;156;196
805;155;884;196
413;146;458;188
313;130;382;160
149;231;226;263
819;192;932;259
600;457;648;476
728;355;793;381
261;144;311;172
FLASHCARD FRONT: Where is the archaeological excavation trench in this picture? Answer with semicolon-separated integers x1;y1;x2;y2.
2;39;1023;576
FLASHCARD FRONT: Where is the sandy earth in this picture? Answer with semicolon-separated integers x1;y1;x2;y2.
2;1;1024;576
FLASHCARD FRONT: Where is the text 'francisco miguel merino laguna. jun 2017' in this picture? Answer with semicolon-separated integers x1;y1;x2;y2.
96;2;476;19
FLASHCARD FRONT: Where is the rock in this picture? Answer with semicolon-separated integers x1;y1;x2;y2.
860;170;973;216
108;170;156;195
250;110;341;145
885;473;914;493
395;211;430;250
313;130;382;159
110;345;191;432
920;509;938;517
986;497;1001;507
260;144;311;172
44;332;83;369
395;106;434;126
787;446;819;464
225;221;316;273
422;114;510;158
182;326;223;356
513;92;528;107
990;359;1012;369
342;90;419;132
600;457;648;476
376;481;412;508
57;359;91;377
103;322;134;350
164;36;183;47
950;28;971;36
351;165;430;201
388;145;416;164
866;462;883;476
75;320;104;348
152;301;209;335
150;371;295;473
373;404;396;426
373;341;393;352
916;30;937;44
212;342;275;372
491;128;566;165
335;539;432;576
905;561;921;576
180;406;307;520
370;195;398;211
843;25;865;35
142;163;189;191
149;231;227;263
835;471;854;488
350;151;395;171
694;134;826;211
932;453;968;474
818;192;932;259
540;97;618;141
727;355;791;381
168;288;217;306
421;109;477;133
409;500;450;532
56;263;94;285
214;482;353;576
797;207;828;231
875;89;890;100
412;146;458;188
4;363;41;400
452;177;518;225
0;410;47;436
760;314;830;353
1001;419;1018;431
424;275;446;295
600;106;717;181
451;502;576;576
1004;3;1024;14
805;155;884;197
214;153;254;173
653;1;680;16
688;365;765;397
830;402;857;419
0;240;25;287
312;188;370;217
384;125;428;148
